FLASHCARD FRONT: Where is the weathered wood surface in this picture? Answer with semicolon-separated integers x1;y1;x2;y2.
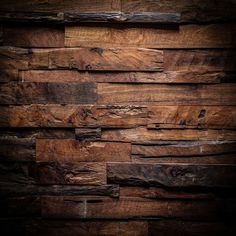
0;82;97;104
36;139;131;162
65;24;236;48
20;70;229;83
37;162;106;185
0;183;119;198
41;196;236;220
101;127;236;142
3;26;64;47
64;12;181;23
75;127;101;140
0;105;147;128
0;69;18;82
107;163;236;187
98;83;236;105
164;50;236;72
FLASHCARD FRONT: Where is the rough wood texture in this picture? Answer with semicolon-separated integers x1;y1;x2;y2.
36;139;131;162
0;82;96;104
65;24;236;48
98;83;236;105
0;105;147;128
107;163;236;187
0;69;18;82
3;26;64;47
37;162;107;185
101;127;236;142
64;12;181;23
41;196;236;220
20;70;228;83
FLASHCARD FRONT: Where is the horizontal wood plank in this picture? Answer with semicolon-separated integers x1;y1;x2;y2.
101;127;236;142
98;83;236;105
65;24;236;48
3;26;64;47
36;139;131;162
107;163;236;187
0;82;97;105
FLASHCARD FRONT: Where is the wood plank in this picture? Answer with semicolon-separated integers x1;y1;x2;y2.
97;83;236;105
164;50;236;72
0;12;64;23
148;220;236;236
132;141;236;157
0;46;29;69
121;0;236;23
0;69;18;82
41;196;236;220
65;24;236;48
36;139;131;162
101;127;236;142
0;82;97;105
0;0;121;12
24;220;148;236
3;26;64;47
64;12;180;23
37;162;106;185
0;183;119;198
0;105;147;128
107;163;236;187
47;48;163;71
20;70;227;83
147;106;236;129
75;128;101;140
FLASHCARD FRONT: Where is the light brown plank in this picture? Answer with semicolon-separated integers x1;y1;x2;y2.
36;139;131;162
65;24;236;48
98;83;236;105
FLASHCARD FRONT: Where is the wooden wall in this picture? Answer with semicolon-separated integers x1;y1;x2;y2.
0;1;236;235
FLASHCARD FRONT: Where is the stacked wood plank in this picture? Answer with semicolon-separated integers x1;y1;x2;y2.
0;1;236;235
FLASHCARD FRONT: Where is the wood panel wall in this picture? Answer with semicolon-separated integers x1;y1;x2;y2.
0;1;236;235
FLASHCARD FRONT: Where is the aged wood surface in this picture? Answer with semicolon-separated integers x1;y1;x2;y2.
107;163;236;187
36;139;131;162
0;82;97;104
3;26;64;47
65;24;236;48
98;83;236;105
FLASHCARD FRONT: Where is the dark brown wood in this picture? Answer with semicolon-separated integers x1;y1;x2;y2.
107;163;236;188
3;26;64;47
64;12;180;23
37;162;107;185
75;128;101;140
0;82;97;105
0;69;18;82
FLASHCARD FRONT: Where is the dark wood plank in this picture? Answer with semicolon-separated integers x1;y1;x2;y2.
36;139;131;162
0;69;18;82
64;12;180;23
3;26;64;47
0;82;97;105
107;163;236;187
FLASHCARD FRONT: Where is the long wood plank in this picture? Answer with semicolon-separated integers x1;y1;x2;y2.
0;105;147;128
121;0;236;23
101;127;236;142
36;139;131;162
98;83;236;105
65;24;236;48
37;162;106;185
107;163;236;187
20;70;228;83
164;50;236;71
3;26;64;47
41;196;236;220
0;82;96;105
64;12;180;23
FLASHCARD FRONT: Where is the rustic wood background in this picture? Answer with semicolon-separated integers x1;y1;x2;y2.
0;0;236;235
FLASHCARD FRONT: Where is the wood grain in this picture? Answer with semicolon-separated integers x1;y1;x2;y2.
98;83;236;105
65;24;236;48
36;139;131;162
0;82;97;105
107;163;236;187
